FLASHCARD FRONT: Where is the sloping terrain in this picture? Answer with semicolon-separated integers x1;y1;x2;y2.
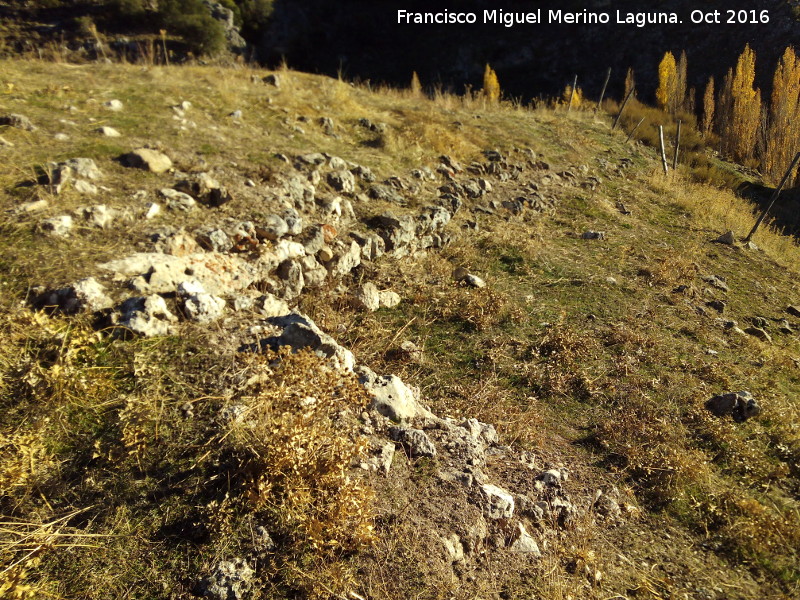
1;61;799;600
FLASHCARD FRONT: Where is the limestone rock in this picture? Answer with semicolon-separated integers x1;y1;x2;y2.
118;295;178;337
353;282;380;312
35;277;113;314
195;227;233;253
256;215;289;241
40;215;73;237
103;99;124;111
389;426;437;458
160;188;196;212
199;559;254;600
175;172;231;207
509;523;541;556
328;240;361;277
705;391;761;422
122;149;173;173
378;289;401;308
480;484;515;519
96;126;121;137
328;169;356;194
0;113;36;131
178;280;226;324
365;374;426;423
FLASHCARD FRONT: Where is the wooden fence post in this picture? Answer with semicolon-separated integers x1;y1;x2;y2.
612;86;635;130
567;75;578;113
595;68;611;113
625;117;645;143
658;126;670;174
672;120;682;170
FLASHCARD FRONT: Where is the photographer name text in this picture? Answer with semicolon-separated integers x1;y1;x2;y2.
396;9;771;28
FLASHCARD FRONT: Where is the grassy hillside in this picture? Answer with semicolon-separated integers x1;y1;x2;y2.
1;59;799;599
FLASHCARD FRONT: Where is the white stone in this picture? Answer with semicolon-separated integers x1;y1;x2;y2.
509;523;541;555
353;282;380;312
103;99;124;111
378;290;401;308
480;484;515;519
366;374;426;423
74;180;98;195
96;126;121;137
41;215;73;236
144;202;161;219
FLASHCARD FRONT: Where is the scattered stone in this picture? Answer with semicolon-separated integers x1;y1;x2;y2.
706;300;726;313
96;126;121;137
364;373;426;423
744;327;772;343
779;319;794;334
353;282;380;312
509;523;541;556
328;240;361;277
0;113;36;131
117;294;178;337
441;534;465;563
160;188;197;212
103;99;124;111
198;559;254;600
54;133;69;141
701;274;729;293
229;109;243;119
16;199;48;213
705;391;761;422
175;173;232;207
378;289;401;308
144;202;161;219
78;204;115;228
122;148;173;173
178;280;226;323
714;230;736;245
463;274;486;289
263;74;280;87
0;135;13;147
256;214;289;241
275;259;305;299
389;426;437;458
47;158;103;193
34;277;113;314
40;215;73;237
581;230;606;240
254;293;289;317
480;484;515;519
787;305;800;318
195;227;233;253
328;169;356;194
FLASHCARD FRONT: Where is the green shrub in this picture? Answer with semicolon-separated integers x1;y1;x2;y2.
158;0;227;55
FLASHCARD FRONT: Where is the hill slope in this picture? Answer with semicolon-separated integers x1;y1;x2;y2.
1;60;799;599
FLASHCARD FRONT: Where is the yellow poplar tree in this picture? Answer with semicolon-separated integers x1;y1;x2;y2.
676;50;688;112
766;47;800;182
482;64;501;103
701;76;715;137
729;44;762;163
656;51;678;112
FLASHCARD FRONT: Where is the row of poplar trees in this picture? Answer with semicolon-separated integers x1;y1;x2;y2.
656;45;800;184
